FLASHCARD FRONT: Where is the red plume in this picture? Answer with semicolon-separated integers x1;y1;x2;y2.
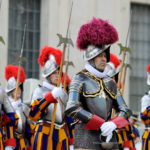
76;17;119;50
5;65;26;83
147;64;150;73
110;53;120;68
61;72;71;86
38;46;62;67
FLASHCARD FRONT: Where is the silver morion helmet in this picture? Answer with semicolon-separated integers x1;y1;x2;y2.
83;44;110;62
5;65;26;93
6;77;17;93
42;55;58;78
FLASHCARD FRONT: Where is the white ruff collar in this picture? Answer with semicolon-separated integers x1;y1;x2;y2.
9;97;22;105
85;63;107;78
43;81;56;90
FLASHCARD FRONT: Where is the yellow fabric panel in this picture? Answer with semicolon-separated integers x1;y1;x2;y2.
31;100;40;106
15;113;19;126
30;134;34;146
39;100;49;111
35;124;40;132
29;111;41;122
9;126;14;139
129;140;134;148
123;130;128;141
143;130;149;139
143;139;146;150
0;137;4;150
47;132;53;150
125;125;129;131
149;140;150;149
30;123;35;131
19;138;27;150
37;132;43;150
56;141;62;150
42;126;50;135
29;99;48;122
58;128;68;142
144;119;150;125
0;132;2;138
118;134;123;144
131;133;135;139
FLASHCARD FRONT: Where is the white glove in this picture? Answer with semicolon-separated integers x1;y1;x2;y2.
51;87;66;99
106;133;113;143
123;148;130;150
5;146;15;150
69;145;74;150
11;99;21;110
100;121;117;137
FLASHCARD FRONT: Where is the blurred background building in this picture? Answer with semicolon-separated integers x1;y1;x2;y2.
0;0;150;114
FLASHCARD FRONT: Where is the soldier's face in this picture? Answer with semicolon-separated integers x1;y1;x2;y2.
94;52;107;71
49;70;59;86
12;86;21;100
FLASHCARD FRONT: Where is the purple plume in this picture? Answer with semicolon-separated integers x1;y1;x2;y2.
76;17;119;50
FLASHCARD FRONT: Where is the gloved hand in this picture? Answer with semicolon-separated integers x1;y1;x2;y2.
100;121;117;137
11;100;21;110
106;133;113;143
45;87;67;103
69;145;74;150
123;148;130;150
5;146;15;150
51;87;65;99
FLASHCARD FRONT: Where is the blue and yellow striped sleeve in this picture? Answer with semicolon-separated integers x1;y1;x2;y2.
29;98;50;122
140;108;150;125
3;112;18;148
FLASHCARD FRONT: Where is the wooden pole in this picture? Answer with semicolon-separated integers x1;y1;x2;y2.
117;53;126;88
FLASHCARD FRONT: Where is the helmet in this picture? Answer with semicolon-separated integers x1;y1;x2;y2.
5;65;26;93
38;46;62;78
76;17;118;62
147;64;150;85
83;44;110;61
105;53;120;77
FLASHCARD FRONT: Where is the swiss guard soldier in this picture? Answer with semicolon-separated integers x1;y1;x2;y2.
5;65;34;150
29;46;74;150
105;53;120;83
140;64;150;150
65;17;131;150
105;53;137;150
0;85;17;150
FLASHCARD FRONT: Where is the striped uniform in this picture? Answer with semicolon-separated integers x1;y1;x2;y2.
8;98;35;150
118;125;137;150
29;81;73;150
140;92;150;150
0;86;18;149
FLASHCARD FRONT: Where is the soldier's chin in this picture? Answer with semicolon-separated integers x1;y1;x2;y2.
54;79;58;85
96;67;104;72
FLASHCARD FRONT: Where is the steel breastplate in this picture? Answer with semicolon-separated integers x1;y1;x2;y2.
32;86;65;124
78;71;117;120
